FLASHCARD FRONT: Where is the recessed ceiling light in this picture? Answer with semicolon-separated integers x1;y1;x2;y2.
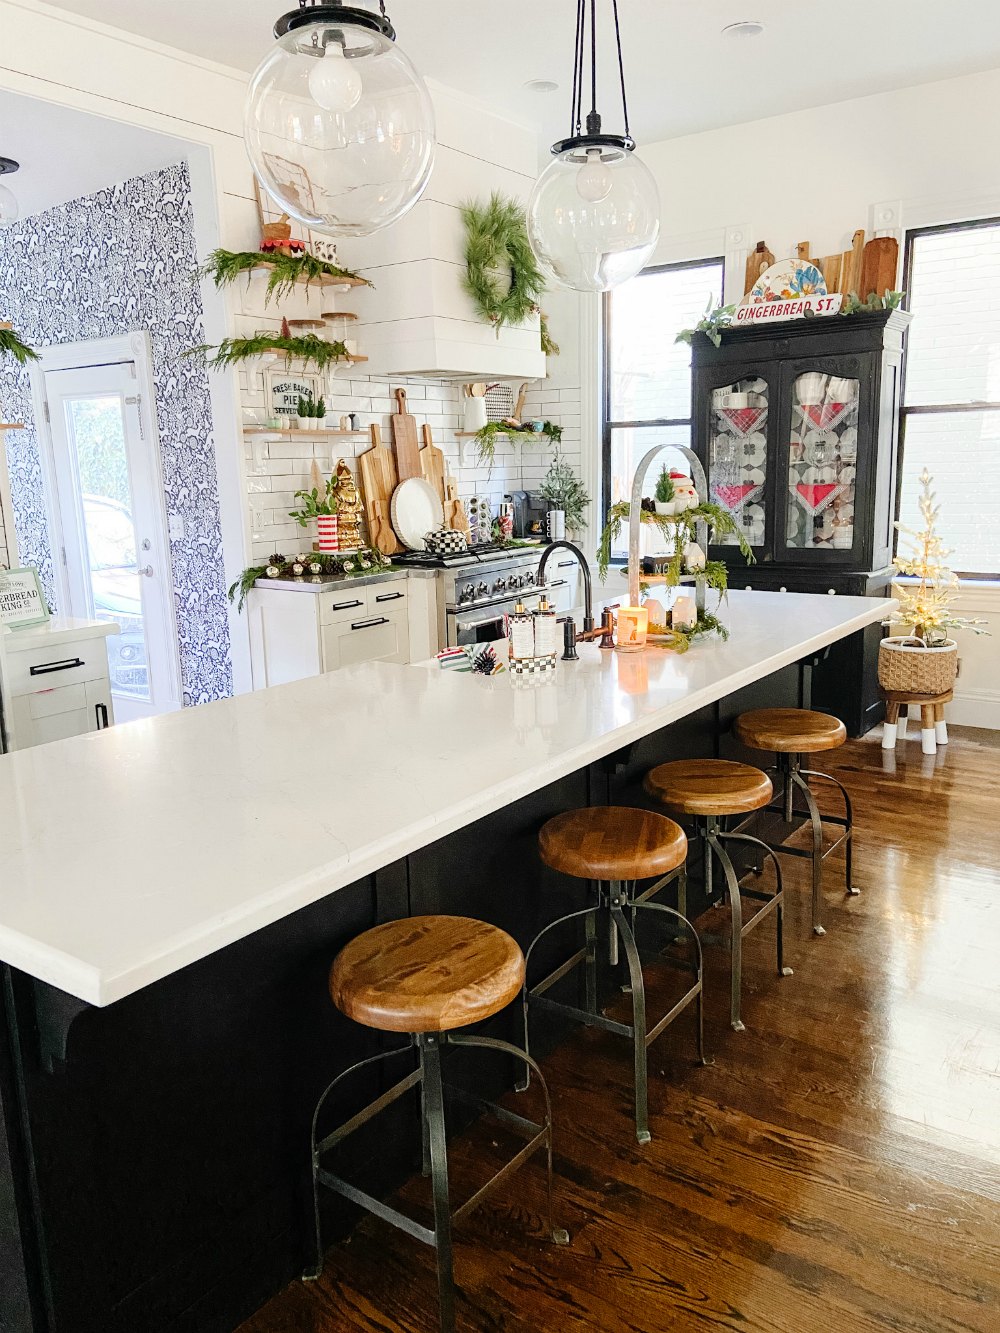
523;79;559;94
722;20;766;39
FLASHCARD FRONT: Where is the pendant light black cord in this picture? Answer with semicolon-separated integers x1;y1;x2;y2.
611;0;630;139
590;0;597;119
570;0;585;137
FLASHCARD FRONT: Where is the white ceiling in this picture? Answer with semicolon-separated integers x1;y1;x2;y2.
0;92;192;218
35;0;1000;143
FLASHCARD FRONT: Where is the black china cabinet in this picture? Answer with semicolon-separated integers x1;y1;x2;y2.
692;308;912;735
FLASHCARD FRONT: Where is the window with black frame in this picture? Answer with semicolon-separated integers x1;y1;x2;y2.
602;258;724;560
900;218;1000;578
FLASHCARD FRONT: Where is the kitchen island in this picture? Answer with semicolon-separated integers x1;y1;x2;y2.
0;591;887;1333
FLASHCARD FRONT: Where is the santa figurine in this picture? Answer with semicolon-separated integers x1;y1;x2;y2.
670;471;700;511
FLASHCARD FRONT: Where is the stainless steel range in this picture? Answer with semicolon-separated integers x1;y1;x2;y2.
392;543;578;648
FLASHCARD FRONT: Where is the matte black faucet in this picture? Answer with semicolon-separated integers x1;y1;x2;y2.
536;541;596;658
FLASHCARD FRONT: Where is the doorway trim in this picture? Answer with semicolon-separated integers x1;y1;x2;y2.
29;331;183;712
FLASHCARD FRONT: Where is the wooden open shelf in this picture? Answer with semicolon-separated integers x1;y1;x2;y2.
285;319;326;331
0;423;25;430
243;427;367;438
250;263;368;289
321;311;358;321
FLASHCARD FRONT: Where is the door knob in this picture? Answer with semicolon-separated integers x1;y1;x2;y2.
139;564;153;577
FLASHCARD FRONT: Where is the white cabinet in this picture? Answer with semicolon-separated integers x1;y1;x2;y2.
248;577;418;689
1;619;116;752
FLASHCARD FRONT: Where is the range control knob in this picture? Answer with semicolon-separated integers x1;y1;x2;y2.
493;577;507;594
523;571;535;587
459;584;475;604
477;581;489;598
510;574;523;590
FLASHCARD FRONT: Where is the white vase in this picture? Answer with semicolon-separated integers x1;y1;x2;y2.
463;397;488;433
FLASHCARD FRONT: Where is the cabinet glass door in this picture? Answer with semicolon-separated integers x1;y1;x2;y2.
785;371;859;552
708;376;768;549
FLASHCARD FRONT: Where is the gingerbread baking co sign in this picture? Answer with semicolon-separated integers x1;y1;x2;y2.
735;260;843;326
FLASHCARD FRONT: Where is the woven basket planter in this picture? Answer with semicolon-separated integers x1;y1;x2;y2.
878;636;958;695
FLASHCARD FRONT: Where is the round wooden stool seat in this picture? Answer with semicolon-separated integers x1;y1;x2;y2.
538;807;687;882
734;707;847;754
330;916;525;1034
644;759;773;817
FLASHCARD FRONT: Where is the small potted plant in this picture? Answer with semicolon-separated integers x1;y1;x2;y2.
290;464;340;550
296;393;312;431
539;452;591;537
654;466;677;516
315;395;327;429
880;469;988;694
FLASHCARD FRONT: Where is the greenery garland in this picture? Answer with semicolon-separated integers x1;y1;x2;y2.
0;326;39;364
190;332;350;373
474;419;562;465
228;548;392;612
597;498;754;581
197;249;371;305
461;193;545;334
677;290;906;347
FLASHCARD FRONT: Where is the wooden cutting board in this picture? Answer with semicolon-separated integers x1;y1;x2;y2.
444;471;470;540
840;229;866;297
419;424;447;509
860;236;899;301
391;387;421;481
358;423;401;556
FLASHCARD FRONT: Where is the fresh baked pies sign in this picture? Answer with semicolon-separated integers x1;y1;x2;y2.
734;260;843;326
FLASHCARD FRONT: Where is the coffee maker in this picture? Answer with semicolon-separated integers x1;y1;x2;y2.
506;491;550;539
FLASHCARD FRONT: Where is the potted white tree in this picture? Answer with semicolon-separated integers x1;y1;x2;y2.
880;469;988;694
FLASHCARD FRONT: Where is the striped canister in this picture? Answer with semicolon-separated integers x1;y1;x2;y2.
316;514;339;552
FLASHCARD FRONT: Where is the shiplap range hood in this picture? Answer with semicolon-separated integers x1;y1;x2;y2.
334;83;547;381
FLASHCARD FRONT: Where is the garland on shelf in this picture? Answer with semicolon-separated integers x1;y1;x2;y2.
461;193;546;336
0;326;39;364
190;332;350;372
677;290;907;346
197;248;371;304
228;548;392;612
596;498;753;581
475;419;562;465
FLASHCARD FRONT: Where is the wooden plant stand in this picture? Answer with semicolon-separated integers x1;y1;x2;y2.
881;688;952;755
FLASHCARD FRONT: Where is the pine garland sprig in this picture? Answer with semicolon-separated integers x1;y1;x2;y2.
0;326;39;364
197;248;371;305
596;498;753;581
228;547;392;611
475;420;561;465
190;332;350;373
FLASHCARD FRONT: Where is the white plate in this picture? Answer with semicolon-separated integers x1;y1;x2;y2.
390;478;445;550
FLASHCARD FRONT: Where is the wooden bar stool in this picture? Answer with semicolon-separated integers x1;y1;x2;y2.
519;807;707;1145
881;688;952;754
733;707;855;937
644;760;791;1034
305;915;569;1333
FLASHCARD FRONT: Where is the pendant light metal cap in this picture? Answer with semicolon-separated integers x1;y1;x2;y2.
550;133;635;161
0;157;19;176
274;4;394;41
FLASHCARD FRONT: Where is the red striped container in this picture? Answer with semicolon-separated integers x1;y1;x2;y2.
316;514;339;552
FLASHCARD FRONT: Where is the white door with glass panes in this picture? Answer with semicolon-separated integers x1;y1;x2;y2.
43;362;180;720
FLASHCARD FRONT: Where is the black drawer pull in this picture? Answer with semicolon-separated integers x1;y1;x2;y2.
331;598;364;611
556;560;576;568
375;591;404;603
350;616;389;631
30;657;84;677
95;703;109;730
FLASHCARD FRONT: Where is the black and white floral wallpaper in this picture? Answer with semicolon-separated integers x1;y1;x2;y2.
0;160;232;705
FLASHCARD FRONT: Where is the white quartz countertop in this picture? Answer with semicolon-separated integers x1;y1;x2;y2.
0;591;887;1006
1;616;118;648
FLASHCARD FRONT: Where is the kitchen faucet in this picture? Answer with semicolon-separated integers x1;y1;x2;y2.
537;540;616;658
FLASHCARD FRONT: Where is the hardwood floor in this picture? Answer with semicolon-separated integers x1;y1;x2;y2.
238;727;1000;1332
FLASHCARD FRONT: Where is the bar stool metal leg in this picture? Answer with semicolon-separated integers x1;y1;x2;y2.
609;886;650;1143
789;765;826;936
705;820;745;1031
421;1035;456;1333
799;767;859;896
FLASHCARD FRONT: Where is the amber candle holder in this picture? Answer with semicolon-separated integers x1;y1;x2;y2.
615;605;648;653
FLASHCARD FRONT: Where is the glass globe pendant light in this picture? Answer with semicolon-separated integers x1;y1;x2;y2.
527;0;660;292
244;1;435;237
0;157;20;228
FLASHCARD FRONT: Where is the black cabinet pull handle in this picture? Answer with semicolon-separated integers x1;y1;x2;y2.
350;616;389;631
331;598;364;610
556;559;576;568
95;703;109;730
30;657;84;676
375;591;404;602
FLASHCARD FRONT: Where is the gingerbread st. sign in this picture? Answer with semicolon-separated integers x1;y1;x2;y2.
734;260;843;327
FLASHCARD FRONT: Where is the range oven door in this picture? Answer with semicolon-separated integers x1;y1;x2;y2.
448;602;510;648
